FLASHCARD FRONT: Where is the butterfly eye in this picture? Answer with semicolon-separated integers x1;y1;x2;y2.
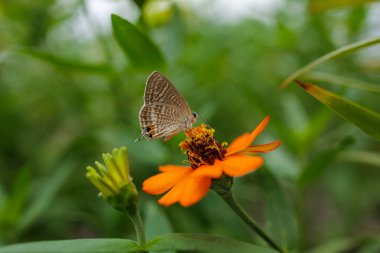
192;112;198;118
148;133;153;138
146;126;151;132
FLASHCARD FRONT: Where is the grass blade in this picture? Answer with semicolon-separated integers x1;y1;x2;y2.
280;37;380;89
296;80;380;141
303;71;380;94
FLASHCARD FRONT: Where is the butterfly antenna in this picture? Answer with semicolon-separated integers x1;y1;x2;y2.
199;114;212;129
134;134;144;142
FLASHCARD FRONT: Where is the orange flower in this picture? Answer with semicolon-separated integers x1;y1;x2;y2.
143;116;281;207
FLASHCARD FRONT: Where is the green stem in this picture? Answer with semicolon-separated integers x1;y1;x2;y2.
222;192;286;253
128;211;146;246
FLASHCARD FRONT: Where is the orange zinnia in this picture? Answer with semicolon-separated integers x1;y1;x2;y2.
143;116;281;207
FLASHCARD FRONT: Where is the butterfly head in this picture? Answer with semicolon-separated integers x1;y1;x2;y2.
185;111;198;129
191;112;198;124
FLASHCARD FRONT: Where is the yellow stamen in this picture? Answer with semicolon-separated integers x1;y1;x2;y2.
180;124;226;169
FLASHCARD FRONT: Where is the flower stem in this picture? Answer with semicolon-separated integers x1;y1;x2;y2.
128;210;146;246
222;192;285;253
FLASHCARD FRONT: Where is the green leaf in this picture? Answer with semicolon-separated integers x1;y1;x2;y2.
144;202;174;253
144;201;173;240
297;137;354;188
1;166;30;225
0;184;5;208
0;239;138;253
338;150;380;168
111;14;165;69
280;94;332;153
307;236;380;253
296;80;380;141
0;234;278;253
280;36;380;89
10;167;30;215
308;0;380;14
301;107;332;149
146;233;278;253
303;71;380;94
307;237;359;253
15;160;76;234
257;168;299;251
2;48;111;74
358;237;380;253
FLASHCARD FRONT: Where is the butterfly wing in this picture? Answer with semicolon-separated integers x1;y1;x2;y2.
139;71;195;141
144;71;192;114
139;103;188;140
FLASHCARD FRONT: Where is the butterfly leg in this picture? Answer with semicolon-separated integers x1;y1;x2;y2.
163;134;175;142
134;134;145;142
136;125;156;141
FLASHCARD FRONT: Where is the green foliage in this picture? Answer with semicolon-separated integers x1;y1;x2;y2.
111;14;165;70
0;234;278;253
297;137;353;187
0;239;139;253
0;167;29;240
257;168;299;251
308;0;380;13
296;80;380;141
0;161;74;242
16;48;112;74
304;71;380;94
146;233;278;253
144;201;173;240
15;160;75;235
0;0;380;252
280;36;380;89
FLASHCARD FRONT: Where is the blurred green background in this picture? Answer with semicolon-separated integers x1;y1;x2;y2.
1;0;380;252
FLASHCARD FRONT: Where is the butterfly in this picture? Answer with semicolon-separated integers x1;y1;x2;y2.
137;71;197;141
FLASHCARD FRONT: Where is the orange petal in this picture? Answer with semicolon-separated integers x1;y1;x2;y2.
192;164;223;178
238;140;282;154
227;116;270;155
159;165;189;172
220;155;264;177
226;132;250;155
179;175;211;207
143;167;192;195
158;176;191;207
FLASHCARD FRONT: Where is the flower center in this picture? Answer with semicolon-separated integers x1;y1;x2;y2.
179;124;226;169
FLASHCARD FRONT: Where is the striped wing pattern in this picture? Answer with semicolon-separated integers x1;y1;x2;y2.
144;71;191;112
139;71;194;140
139;104;187;139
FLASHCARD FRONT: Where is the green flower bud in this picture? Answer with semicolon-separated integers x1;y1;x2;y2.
86;147;138;215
